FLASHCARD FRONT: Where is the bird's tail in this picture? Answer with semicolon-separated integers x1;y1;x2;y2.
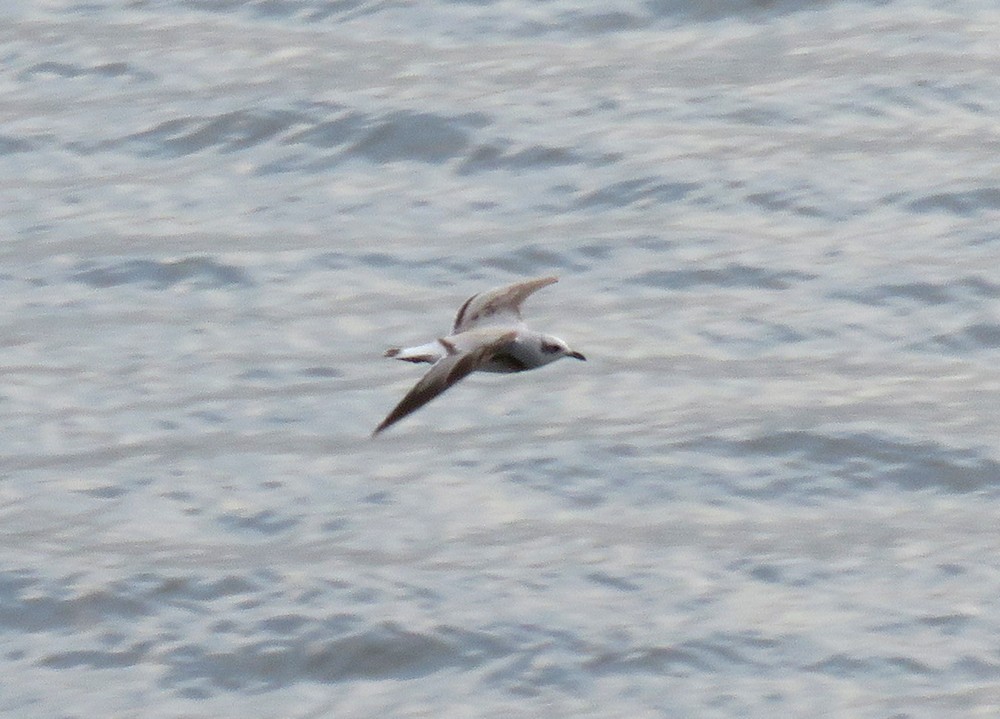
383;343;442;364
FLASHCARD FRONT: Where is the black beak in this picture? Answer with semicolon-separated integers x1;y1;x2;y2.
568;351;586;361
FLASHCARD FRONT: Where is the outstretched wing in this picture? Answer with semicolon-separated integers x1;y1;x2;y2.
372;330;518;436
452;276;558;333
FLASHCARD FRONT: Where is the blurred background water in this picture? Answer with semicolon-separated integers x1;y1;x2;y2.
2;0;1000;716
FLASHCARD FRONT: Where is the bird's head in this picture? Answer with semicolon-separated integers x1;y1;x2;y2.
538;336;586;364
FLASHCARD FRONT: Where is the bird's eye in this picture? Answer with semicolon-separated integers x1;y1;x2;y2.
542;342;561;354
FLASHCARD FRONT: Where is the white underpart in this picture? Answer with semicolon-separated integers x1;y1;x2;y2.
392;327;568;373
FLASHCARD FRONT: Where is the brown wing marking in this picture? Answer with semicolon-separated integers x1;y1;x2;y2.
452;293;477;334
452;276;558;333
372;331;517;435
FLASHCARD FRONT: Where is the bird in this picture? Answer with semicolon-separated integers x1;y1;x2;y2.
373;276;585;435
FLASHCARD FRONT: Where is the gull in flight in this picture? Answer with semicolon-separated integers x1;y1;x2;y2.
373;276;585;435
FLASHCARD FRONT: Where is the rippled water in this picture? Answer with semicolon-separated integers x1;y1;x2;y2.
3;1;1000;716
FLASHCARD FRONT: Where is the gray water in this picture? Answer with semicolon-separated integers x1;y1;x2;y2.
3;1;1000;716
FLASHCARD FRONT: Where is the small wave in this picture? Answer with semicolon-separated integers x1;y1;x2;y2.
78;484;129;499
0;134;33;155
586;632;777;677
161;621;502;690
586;571;640;592
930;322;1000;352
633;263;815;291
704;431;1000;493
559;10;644;34
347;111;476;164
745;190;825;218
917;613;973;635
833;277;1000;307
575;178;698;209
18;61;150;82
106;101;601;175
806;653;935;678
184;0;387;22
147;574;261;602
216;508;301;535
127;109;306;157
908;188;1000;216
646;0;838;23
841;282;953;306
959;277;1000;298
0;570;148;633
72;257;250;289
298;367;343;379
480;244;587;275
267;109;487;171
41;644;150;670
458;143;591;175
284;111;367;149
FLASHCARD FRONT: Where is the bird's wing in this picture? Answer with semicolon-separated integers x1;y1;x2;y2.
452;276;558;333
373;330;518;435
